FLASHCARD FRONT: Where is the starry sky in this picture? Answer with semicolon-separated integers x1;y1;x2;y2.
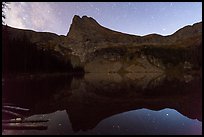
4;2;202;36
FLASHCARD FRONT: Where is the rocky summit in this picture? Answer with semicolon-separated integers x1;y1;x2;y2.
2;15;202;74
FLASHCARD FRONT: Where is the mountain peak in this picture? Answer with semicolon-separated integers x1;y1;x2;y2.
72;15;96;23
67;15;139;42
67;15;202;44
72;15;80;22
67;15;101;41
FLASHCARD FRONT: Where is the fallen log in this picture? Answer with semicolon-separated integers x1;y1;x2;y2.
2;109;24;118
2;118;49;123
2;123;48;130
3;106;30;111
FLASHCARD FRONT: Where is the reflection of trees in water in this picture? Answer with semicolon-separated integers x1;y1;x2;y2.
2;73;202;132
80;72;167;98
124;72;165;89
2;73;74;108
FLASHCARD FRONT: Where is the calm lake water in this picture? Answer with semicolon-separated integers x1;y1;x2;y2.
2;72;202;135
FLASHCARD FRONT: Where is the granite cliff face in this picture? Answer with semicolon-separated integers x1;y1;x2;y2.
2;15;202;73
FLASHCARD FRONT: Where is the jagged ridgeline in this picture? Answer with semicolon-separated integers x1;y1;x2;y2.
2;15;202;74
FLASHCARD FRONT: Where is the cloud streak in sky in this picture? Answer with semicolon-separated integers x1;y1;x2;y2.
5;2;26;29
5;2;60;33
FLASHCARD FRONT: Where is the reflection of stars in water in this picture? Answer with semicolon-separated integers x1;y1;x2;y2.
152;118;156;123
182;122;185;126
113;124;120;129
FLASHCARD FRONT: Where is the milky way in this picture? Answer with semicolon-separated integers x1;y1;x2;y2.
4;2;202;36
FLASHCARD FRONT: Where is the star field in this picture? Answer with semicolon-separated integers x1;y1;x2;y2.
4;2;202;36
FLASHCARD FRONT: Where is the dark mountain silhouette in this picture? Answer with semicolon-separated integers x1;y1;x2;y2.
67;15;202;45
2;15;202;74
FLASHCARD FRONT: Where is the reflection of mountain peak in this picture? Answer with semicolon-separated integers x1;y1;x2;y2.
61;74;202;131
66;87;202;132
3;73;202;132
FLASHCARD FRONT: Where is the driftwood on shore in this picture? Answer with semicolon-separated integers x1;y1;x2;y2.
3;106;30;111
2;118;49;123
2;123;48;130
2;109;24;118
2;103;48;131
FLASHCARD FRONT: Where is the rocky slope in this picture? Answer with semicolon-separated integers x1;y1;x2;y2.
2;15;202;73
64;15;202;73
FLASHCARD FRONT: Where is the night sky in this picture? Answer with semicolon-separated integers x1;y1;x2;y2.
4;2;202;36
